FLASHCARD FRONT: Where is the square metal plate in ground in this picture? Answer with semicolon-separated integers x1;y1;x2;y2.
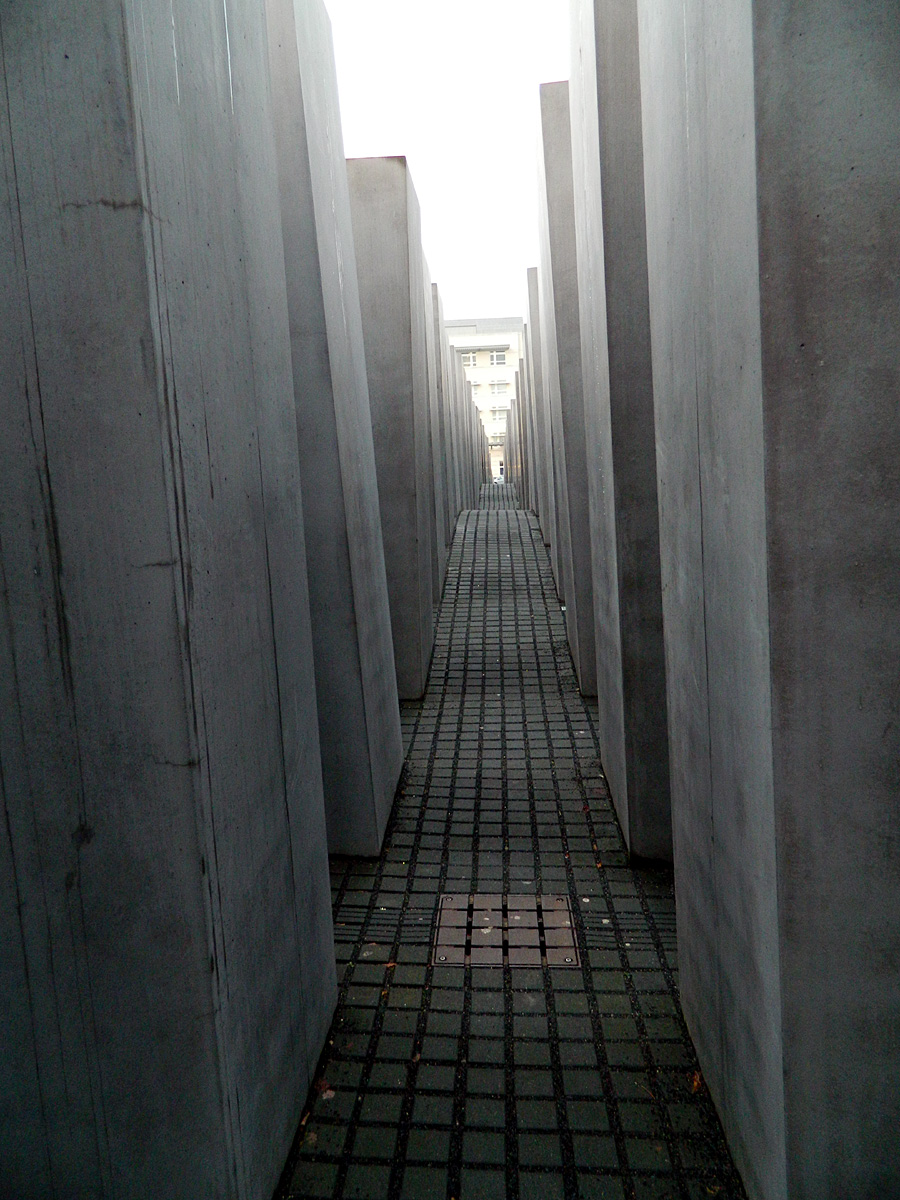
432;893;580;968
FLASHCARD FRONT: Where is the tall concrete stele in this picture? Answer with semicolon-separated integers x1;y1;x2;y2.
526;266;556;553
633;2;900;1197
265;0;403;856
0;2;335;1196
347;157;437;701
569;0;672;861
536;81;597;698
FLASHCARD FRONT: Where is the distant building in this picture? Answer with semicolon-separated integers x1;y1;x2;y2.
446;317;525;479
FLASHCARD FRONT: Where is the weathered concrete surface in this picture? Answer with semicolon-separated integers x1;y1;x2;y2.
537;82;597;696
570;0;671;860
639;6;786;1195
347;157;435;699
638;2;900;1196
753;5;900;1194
266;0;402;857
0;3;334;1196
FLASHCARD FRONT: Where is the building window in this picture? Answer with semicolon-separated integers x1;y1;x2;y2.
462;351;477;367
490;350;506;366
490;381;508;395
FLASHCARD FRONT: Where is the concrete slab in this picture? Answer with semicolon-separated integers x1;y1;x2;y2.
638;1;900;1195
537;81;597;696
569;0;671;860
347;157;435;699
266;0;402;857
0;3;334;1195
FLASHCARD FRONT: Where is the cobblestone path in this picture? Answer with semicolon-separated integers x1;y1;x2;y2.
278;484;746;1200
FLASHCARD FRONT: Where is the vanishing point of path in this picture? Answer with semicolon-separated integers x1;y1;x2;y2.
278;484;746;1200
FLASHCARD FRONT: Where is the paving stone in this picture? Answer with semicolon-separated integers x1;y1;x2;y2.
276;487;745;1200
342;1163;393;1198
399;1166;447;1200
406;1128;452;1162
462;1130;507;1165
350;1126;397;1161
287;1161;338;1198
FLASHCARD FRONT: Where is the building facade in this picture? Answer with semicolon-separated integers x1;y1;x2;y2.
447;317;525;479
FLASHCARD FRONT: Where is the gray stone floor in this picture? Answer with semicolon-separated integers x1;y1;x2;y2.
277;484;746;1200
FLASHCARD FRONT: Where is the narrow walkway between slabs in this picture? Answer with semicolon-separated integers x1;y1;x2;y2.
278;483;746;1200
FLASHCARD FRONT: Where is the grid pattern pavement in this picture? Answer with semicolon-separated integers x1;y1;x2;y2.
277;484;746;1200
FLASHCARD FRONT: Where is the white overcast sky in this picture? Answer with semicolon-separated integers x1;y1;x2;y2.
322;0;570;320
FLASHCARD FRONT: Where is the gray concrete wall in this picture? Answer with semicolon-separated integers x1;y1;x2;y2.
266;0;401;857
0;3;335;1196
639;2;900;1196
348;157;435;699
570;0;671;860
537;81;597;696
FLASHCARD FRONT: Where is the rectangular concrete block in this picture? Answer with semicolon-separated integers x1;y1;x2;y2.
0;3;335;1196
266;0;402;856
537;81;597;696
638;2;900;1196
347;157;435;699
569;0;671;860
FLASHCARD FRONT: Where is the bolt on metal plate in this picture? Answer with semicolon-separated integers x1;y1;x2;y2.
433;893;580;968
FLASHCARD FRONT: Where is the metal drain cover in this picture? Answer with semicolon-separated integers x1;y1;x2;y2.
432;894;580;968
